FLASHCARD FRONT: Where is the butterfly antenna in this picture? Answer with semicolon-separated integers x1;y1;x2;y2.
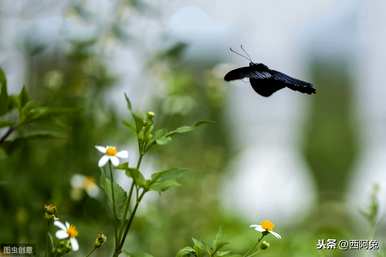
240;45;253;62
229;47;251;62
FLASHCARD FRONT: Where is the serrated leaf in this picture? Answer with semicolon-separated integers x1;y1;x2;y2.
176;246;196;257
99;176;127;220
148;168;185;192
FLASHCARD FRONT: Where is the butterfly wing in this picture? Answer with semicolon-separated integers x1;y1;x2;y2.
224;66;272;81
271;70;316;95
249;78;285;97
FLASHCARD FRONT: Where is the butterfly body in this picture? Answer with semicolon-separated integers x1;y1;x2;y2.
224;61;316;97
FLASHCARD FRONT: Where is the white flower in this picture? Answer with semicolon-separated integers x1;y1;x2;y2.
250;219;281;239
95;145;128;167
54;220;79;251
71;174;100;199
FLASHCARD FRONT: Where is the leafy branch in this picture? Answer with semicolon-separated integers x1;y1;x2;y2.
97;94;211;257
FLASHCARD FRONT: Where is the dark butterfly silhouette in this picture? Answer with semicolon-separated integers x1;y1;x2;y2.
224;46;316;97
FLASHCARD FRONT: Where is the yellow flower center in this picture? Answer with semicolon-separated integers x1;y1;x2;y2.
83;176;96;190
67;225;78;238
106;147;117;156
260;220;275;231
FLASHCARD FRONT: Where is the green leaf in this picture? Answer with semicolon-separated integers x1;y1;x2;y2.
148;168;185;192
18;86;29;108
166;120;214;137
115;163;147;188
155;136;172;145
99;176;127;220
213;228;227;249
192;238;206;254
0;68;9;115
176;246;196;257
124;94;145;135
153;129;171;145
116;162;130;170
0;120;14;128
20;103;72;124
216;251;232;257
124;93;132;111
132;113;144;134
126;168;147;188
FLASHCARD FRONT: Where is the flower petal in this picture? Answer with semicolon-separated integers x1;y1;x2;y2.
110;156;120;166
65;222;70;229
116;150;128;159
70;238;79;251
54;221;66;231
87;186;100;198
251;225;265;232
98;155;109;167
269;231;282;239
71;174;85;188
95;145;106;153
55;230;69;239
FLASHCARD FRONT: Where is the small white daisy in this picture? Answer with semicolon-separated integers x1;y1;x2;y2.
95;145;128;167
71;174;100;199
250;219;282;239
54;220;79;251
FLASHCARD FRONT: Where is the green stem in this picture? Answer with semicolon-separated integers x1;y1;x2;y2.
108;162;119;249
136;154;144;169
84;247;96;257
0;126;15;144
117;154;144;239
116;190;146;254
243;234;265;257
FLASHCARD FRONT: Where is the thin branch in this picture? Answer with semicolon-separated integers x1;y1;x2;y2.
0;126;15;144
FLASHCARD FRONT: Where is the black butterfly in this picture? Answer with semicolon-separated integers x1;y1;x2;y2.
224;46;316;97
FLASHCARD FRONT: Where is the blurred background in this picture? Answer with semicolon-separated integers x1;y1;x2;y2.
0;0;386;256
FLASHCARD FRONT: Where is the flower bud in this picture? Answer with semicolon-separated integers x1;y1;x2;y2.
95;233;107;248
260;241;270;250
44;203;57;220
146;111;155;120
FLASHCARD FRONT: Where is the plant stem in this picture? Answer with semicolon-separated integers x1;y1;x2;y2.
108;162;119;249
243;234;265;257
84;247;96;257
136;154;144;169
117;153;144;242
0;126;15;144
114;190;146;256
113;153;145;257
